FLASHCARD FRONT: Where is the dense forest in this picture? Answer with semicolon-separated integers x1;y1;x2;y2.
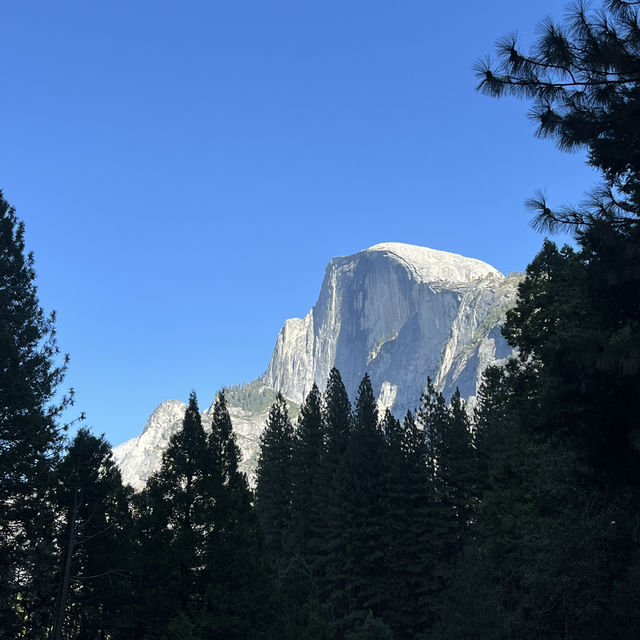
2;2;639;638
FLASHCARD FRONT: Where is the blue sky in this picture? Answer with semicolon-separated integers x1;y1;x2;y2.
2;1;597;446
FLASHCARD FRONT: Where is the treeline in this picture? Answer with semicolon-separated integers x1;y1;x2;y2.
254;372;478;639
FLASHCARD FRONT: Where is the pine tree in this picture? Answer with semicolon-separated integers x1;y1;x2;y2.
206;389;250;526
380;409;405;637
382;409;434;640
476;0;640;225
0;192;72;639
289;384;325;569
442;389;477;544
329;374;387;636
415;381;478;629
314;369;352;605
477;0;640;485
323;368;351;468
127;391;208;638
255;393;294;567
200;391;284;640
50;429;132;640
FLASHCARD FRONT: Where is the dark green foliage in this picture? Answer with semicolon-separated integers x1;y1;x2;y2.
314;369;352;602
162;613;199;640
328;375;388;635
200;390;284;640
206;389;249;520
290;384;325;566
345;613;394;640
476;0;640;225
125;391;286;639
127;391;208;638
416;382;477;631
441;389;477;542
323;368;352;464
223;380;278;413
436;356;640;640
0;192;71;639
503;238;640;483
51;429;132;640
476;1;640;487
255;393;294;566
381;410;432;640
431;8;640;635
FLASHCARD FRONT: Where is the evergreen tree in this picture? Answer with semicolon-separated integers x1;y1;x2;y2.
289;384;325;568
477;0;640;485
382;409;433;640
50;429;132;640
314;369;352;605
476;0;640;222
0;192;71;639
379;410;406;638
329;374;387;636
206;390;250;526
323;368;352;468
200;391;284;640
415;382;477;630
442;389;477;544
434;357;640;640
460;5;640;632
255;393;294;568
127;391;208;638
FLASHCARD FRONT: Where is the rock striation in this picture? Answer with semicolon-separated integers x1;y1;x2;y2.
113;242;519;489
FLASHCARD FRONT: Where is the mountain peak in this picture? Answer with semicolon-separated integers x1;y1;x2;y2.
142;399;186;434
362;242;503;283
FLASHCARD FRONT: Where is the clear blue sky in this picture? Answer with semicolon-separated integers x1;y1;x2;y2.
2;1;597;446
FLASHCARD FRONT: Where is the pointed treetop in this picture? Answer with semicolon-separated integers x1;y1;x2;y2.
209;389;243;483
353;373;378;433
324;367;352;456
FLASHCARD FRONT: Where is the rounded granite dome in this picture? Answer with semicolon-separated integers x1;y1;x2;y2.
364;242;502;283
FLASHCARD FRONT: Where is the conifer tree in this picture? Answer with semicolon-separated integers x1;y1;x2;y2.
200;391;284;640
380;409;405;636
50;429;132;640
0;192;72;639
416;381;472;629
329;374;387;635
255;393;294;567
206;390;250;523
442;389;476;544
314;369;352;602
127;391;208;638
289;384;325;568
458;5;640;632
477;0;640;485
382;409;433;640
323;368;351;467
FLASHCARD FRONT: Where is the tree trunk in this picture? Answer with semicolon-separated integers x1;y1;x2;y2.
50;486;79;640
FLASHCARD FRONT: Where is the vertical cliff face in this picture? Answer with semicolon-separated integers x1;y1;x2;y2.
113;243;519;488
264;243;517;415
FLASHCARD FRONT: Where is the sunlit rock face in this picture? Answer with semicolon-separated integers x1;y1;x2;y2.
264;243;517;414
113;243;519;489
112;399;187;492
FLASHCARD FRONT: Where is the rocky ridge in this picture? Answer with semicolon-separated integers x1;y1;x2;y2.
113;243;519;489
